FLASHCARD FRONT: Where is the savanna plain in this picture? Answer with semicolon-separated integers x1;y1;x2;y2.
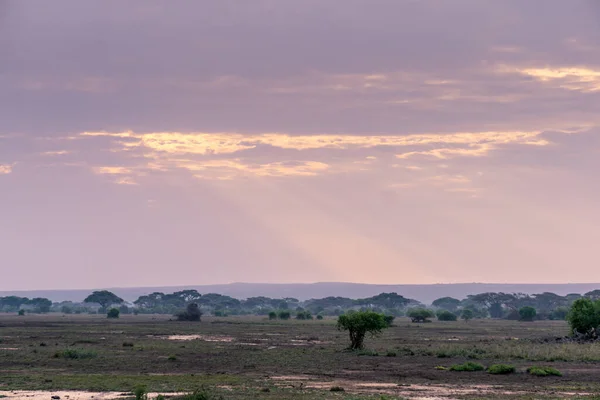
2;315;600;400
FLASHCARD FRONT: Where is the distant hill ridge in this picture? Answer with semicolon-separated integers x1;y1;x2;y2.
2;282;600;304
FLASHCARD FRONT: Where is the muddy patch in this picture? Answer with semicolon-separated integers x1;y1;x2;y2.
150;334;234;342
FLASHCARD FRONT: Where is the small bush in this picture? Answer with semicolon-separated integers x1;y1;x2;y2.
519;306;537;322
487;364;516;375
123;342;134;347
383;315;395;327
107;308;120;319
461;309;474;321
168;355;177;361
296;310;313;320
277;310;291;320
316;314;324;320
527;366;562;377
449;362;485;372
330;386;345;392
134;386;148;400
268;311;277;320
386;350;397;357
54;349;98;359
18;310;25;316
437;310;458;321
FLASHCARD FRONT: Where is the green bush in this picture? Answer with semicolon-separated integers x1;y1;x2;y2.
527;366;562;377
567;298;600;338
461;309;474;321
449;362;485;372
17;309;25;316
487;364;516;374
107;308;120;319
54;348;98;359
436;310;457;321
330;386;345;392
268;311;277;320
175;303;202;322
407;308;434;322
383;315;395;326
316;314;324;320
277;310;291;320
295;310;313;320
519;306;537;322
134;386;148;400
386;350;397;357
168;355;177;361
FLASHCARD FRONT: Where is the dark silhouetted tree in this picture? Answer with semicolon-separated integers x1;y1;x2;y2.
84;291;124;310
519;306;536;322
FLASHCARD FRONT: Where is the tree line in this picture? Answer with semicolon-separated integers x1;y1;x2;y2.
4;289;600;321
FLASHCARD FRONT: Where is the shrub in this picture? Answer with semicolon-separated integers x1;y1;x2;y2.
54;349;98;359
567;298;600;338
61;306;73;314
461;309;474;321
168;355;177;361
407;308;434;323
277;310;291;320
437;310;457;321
17;309;25;316
383;315;395;326
386;350;397;357
175;303;202;322
519;306;537;322
134;386;148;400
268;311;277;320
449;362;485;372
316;314;324;320
487;364;516;375
330;386;345;392
123;342;134;347
337;311;389;350
527;366;562;377
107;308;120;319
296;310;313;320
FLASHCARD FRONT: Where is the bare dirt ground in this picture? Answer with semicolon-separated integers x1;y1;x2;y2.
1;314;599;399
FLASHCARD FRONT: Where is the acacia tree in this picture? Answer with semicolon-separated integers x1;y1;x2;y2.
337;311;389;350
407;308;434;323
84;290;124;310
432;297;461;312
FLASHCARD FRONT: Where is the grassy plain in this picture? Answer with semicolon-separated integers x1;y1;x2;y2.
1;314;600;399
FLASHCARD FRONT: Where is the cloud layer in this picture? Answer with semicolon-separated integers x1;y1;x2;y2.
1;0;599;290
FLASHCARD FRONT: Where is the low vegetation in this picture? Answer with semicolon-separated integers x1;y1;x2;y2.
487;364;516;374
336;310;389;350
527;366;562;377
449;362;485;371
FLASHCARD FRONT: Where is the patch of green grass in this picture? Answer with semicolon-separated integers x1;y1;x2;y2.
527;366;562;377
168;354;177;361
356;349;379;356
53;348;98;359
385;350;397;357
487;364;516;374
449;362;485;372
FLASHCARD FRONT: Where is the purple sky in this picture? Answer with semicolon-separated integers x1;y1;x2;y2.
1;0;600;290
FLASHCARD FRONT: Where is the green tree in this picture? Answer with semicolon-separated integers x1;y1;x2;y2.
519;306;536;322
84;290;124;310
268;311;277;320
407;308;434;323
175;303;202;321
567;298;600;338
107;308;120;319
336;311;389;350
432;297;461;312
28;298;52;313
461;309;474;321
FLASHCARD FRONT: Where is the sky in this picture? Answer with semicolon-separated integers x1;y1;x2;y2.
1;0;600;290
